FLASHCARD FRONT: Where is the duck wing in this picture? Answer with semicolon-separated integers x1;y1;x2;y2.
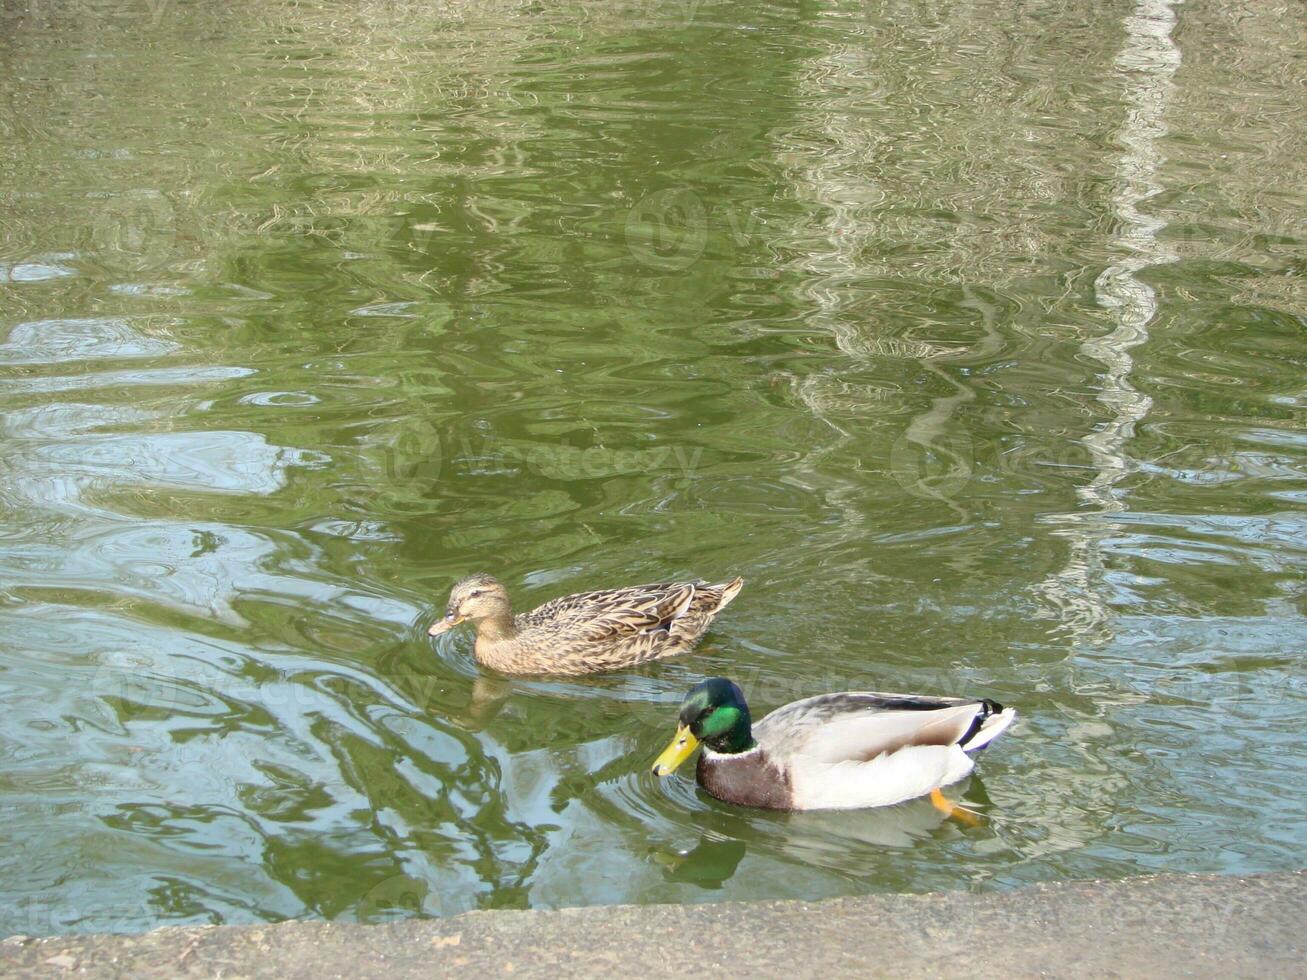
755;692;1006;765
525;582;698;641
752;691;1015;810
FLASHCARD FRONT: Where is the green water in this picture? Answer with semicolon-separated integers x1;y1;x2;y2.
2;0;1306;935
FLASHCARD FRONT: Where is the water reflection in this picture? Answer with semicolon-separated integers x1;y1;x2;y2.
652;836;748;890
1039;0;1182;642
0;317;177;363
2;0;1307;938
647;778;982;893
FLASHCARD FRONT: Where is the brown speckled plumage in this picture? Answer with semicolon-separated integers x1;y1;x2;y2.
430;574;743;676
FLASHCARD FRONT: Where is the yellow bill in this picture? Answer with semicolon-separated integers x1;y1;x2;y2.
427;614;464;636
652;724;700;776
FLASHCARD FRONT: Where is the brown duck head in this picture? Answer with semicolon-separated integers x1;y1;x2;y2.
428;574;512;636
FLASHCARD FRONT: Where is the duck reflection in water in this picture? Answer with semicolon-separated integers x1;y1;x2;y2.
649;780;987;890
650;836;748;889
774;783;990;866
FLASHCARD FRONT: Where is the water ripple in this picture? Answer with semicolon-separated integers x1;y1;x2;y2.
2;0;1306;938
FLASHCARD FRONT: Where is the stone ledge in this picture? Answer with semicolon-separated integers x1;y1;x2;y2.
3;871;1304;978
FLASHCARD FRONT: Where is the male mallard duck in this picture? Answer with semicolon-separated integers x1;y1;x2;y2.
428;574;744;676
652;678;1015;816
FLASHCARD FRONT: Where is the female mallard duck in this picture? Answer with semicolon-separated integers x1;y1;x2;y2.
652;678;1015;816
428;574;744;676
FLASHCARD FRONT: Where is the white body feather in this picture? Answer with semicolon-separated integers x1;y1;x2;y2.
751;694;1017;811
789;744;977;810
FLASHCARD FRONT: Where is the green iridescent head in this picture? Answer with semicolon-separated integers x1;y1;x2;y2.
652;678;756;776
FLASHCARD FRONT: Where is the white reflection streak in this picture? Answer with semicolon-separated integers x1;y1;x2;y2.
778;36;892;527
1040;0;1182;640
779;27;980;525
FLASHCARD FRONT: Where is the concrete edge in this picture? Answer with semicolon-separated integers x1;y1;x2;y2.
3;870;1305;978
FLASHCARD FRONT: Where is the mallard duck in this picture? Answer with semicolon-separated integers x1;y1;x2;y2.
652;678;1015;816
428;574;744;676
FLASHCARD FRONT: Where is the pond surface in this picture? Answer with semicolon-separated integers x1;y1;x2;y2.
2;0;1305;935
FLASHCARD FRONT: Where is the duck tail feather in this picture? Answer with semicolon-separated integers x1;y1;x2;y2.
712;576;744;611
962;706;1016;753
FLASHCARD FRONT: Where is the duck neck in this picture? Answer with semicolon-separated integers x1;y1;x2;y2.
707;728;757;755
472;609;518;644
472;615;524;674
